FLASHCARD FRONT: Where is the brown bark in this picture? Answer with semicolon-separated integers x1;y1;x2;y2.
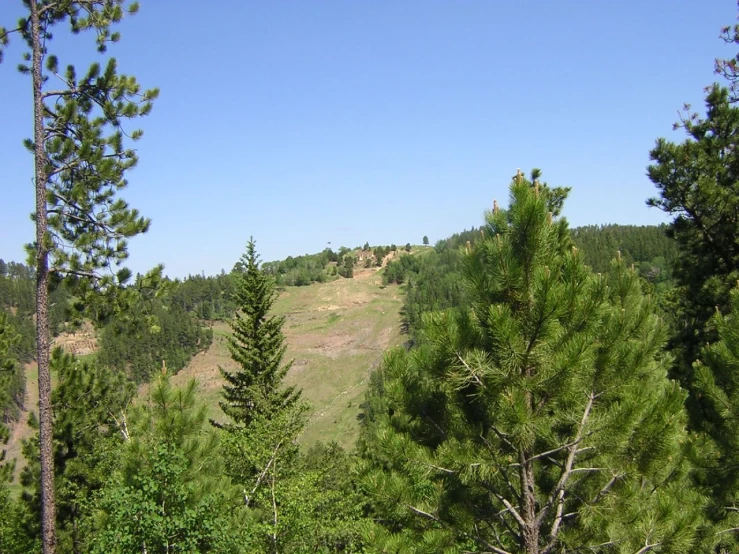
30;2;57;553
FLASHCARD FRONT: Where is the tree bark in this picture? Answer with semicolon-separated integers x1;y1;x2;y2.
30;2;57;553
520;447;539;554
520;385;539;554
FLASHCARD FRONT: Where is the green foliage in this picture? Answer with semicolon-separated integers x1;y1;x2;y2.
92;375;242;553
275;442;367;553
385;224;679;343
692;286;739;550
170;271;237;321
1;4;160;294
218;239;300;429
0;484;39;554
0;313;23;483
263;248;338;287
359;173;703;553
0;260;71;362
715;8;739;102
339;255;355;279
571;224;678;277
647;85;739;392
21;349;134;553
97;293;212;384
422;235;429;246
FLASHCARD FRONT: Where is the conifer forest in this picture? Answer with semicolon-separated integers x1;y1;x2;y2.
4;2;739;553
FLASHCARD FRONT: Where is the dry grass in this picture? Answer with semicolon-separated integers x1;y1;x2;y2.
164;266;404;449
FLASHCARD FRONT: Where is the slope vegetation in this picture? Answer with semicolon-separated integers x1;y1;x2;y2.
168;265;405;448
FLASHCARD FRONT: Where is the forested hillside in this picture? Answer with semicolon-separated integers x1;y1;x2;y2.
383;223;677;337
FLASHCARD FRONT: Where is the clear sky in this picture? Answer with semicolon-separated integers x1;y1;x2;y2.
0;1;735;278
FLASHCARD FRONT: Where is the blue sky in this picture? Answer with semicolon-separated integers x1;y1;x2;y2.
0;1;735;278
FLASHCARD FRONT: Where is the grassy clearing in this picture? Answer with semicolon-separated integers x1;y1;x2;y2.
171;267;405;449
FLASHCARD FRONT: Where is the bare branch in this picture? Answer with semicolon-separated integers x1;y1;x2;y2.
245;439;283;508
634;543;661;554
492;492;527;529
456;352;485;389
539;391;595;553
590;474;621;506
270;466;278;554
109;410;131;442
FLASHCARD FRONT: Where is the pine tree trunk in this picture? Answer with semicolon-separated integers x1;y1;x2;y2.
30;2;57;552
520;449;539;554
520;387;539;554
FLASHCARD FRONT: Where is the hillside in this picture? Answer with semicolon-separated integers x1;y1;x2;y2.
168;265;404;448
4;264;406;488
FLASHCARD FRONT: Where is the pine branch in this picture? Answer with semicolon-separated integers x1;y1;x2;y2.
539;391;595;553
633;543;661;554
408;505;514;554
456;352;485;388
479;432;521;501
492;492;527;530
589;473;621;506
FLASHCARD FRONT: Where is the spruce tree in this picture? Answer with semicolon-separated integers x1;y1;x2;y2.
359;171;703;553
218;238;299;429
216;238;306;552
1;4;158;551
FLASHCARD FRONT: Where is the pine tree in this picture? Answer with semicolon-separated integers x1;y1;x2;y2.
715;2;739;102
215;239;306;552
217;239;300;429
20;349;133;554
647;85;739;404
359;171;703;553
1;5;158;551
692;285;739;551
93;375;241;554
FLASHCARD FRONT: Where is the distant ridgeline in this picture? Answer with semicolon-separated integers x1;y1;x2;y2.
262;243;404;286
383;224;677;338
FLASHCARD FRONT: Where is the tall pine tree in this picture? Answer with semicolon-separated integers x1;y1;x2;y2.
20;349;133;554
1;4;158;551
359;171;703;554
647;85;739;407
